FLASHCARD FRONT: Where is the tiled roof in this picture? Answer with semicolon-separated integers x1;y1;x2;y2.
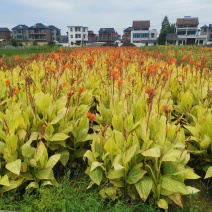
124;27;133;32
88;30;95;35
176;17;199;25
29;23;47;29
132;20;150;28
0;27;10;32
48;25;60;30
12;24;29;30
99;28;115;33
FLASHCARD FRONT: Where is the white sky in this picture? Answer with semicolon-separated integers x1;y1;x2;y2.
0;0;211;35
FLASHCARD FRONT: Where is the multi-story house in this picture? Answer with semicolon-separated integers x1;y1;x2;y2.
12;24;29;41
122;27;133;43
0;28;11;41
12;23;60;43
67;26;88;45
130;20;157;46
88;30;97;43
200;24;212;44
48;25;61;42
98;28;115;42
28;23;51;42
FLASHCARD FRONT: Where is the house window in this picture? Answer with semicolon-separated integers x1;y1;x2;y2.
199;40;203;45
83;34;86;39
75;27;81;32
75;34;81;38
151;33;154;38
71;35;73;38
133;33;149;38
70;28;73;31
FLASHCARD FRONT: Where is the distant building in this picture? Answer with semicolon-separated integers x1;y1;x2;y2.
88;30;97;43
28;23;51;42
166;33;177;44
67;26;88;45
0;28;11;41
200;24;212;44
48;25;61;42
98;28;115;42
130;20;157;46
122;27;133;43
12;23;61;42
12;24;29;40
175;16;207;45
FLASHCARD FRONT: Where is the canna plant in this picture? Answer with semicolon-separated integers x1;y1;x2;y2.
84;93;200;210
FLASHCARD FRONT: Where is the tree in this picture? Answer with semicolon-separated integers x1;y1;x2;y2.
162;16;170;30
11;39;18;47
158;16;175;45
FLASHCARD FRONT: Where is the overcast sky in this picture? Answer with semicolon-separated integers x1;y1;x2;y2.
0;0;211;35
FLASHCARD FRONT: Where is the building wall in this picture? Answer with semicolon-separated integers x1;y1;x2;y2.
68;26;88;45
12;29;29;40
98;32;115;42
0;32;11;41
131;29;157;46
175;24;208;45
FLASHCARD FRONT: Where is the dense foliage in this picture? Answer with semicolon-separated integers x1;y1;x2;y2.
0;46;211;210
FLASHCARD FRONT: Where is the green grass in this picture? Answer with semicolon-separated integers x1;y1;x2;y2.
0;46;60;58
0;169;159;212
1;168;211;212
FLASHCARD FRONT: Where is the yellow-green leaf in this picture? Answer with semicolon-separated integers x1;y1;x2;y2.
161;176;189;195
104;138;119;155
49;133;69;141
157;199;168;209
123;144;137;164
204;166;212;179
6;159;21;175
126;164;146;184
142;146;160;157
135;176;153;201
45;154;61;169
0;175;10;186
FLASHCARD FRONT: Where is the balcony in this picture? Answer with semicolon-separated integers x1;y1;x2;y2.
29;32;46;35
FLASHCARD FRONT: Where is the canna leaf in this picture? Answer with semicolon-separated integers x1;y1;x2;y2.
49;133;69;141
45;154;61;169
126;164;146;184
104;138;119;155
0;175;10;186
89;167;103;185
142;146;161;157
161;176;189;195
0;178;24;193
157;199;168;209
6;159;21;175
135;176;153;202
204;166;212;179
123;144;137;164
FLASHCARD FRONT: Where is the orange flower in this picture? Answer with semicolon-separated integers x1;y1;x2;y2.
41;124;46;134
13;88;19;95
5;79;10;86
86;112;96;121
14;55;19;61
118;80;123;87
61;82;67;88
79;88;85;93
111;70;119;80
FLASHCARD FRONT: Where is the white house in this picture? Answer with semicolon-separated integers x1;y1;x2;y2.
130;20;157;46
67;26;88;45
175;16;207;45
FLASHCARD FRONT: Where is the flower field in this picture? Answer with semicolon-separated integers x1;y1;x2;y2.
0;46;211;210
